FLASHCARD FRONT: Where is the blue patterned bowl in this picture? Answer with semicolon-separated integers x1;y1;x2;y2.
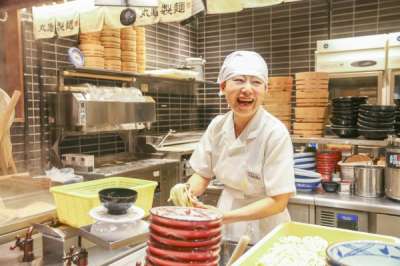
326;240;400;266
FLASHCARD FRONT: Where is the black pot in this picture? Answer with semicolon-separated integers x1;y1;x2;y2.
358;113;396;123
330;117;357;127
358;110;396;119
332;96;354;103
359;104;397;113
330;127;359;138
352;96;368;104
332;102;354;109
99;188;137;215
358;129;395;140
330;113;358;120
331;109;358;115
357;119;394;129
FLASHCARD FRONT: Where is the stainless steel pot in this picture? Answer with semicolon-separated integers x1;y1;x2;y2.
385;138;400;201
354;165;385;198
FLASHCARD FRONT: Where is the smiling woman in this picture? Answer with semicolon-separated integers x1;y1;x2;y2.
170;51;296;245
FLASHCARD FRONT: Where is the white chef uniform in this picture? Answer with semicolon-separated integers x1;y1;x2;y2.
189;107;296;244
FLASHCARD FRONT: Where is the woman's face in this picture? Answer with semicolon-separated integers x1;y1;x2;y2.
221;75;266;120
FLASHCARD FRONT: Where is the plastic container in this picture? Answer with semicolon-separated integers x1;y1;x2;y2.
50;177;158;228
233;222;399;266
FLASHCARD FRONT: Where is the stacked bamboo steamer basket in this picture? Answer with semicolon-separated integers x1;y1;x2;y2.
101;27;121;71
263;76;293;130
136;27;146;73
121;27;137;72
293;72;329;137
79;31;104;68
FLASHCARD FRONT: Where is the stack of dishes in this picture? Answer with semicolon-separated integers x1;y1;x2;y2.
264;76;293;130
136;27;146;73
394;99;400;136
147;206;222;266
294;152;321;192
79;31;104;69
357;104;397;140
330;96;368;138
121;27;137;72
294;152;316;171
294;72;329;137
101;27;121;71
316;150;341;182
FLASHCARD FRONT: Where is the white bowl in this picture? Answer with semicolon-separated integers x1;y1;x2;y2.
294;168;322;179
90;221;139;242
294;157;316;164
295;163;316;169
295;177;321;183
294;152;315;159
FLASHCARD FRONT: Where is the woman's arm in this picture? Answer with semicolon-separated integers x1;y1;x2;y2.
187;173;211;197
222;192;292;224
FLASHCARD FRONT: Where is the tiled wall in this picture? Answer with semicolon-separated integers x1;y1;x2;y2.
11;10;197;173
197;0;400;125
8;0;400;173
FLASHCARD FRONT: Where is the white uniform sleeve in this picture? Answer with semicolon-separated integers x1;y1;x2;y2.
263;127;296;196
189;119;217;179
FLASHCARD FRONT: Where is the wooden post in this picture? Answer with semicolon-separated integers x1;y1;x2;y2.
2;9;24;119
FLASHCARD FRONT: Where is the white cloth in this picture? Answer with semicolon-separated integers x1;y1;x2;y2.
189;107;296;244
217;51;268;84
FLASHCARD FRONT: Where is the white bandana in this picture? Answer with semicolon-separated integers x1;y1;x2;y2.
217;51;268;84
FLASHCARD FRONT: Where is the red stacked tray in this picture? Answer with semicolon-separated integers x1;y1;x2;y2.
146;206;223;266
316;150;342;181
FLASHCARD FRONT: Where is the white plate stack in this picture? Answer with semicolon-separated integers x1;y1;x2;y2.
264;76;293;131
294;72;329;137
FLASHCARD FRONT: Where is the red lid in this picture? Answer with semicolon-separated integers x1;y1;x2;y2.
150;231;222;248
150;223;221;241
147;242;220;261
150;206;222;222
146;251;219;266
150;214;222;230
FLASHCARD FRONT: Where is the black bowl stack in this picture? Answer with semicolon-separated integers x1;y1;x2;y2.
357;104;397;140
329;96;368;138
395;99;400;136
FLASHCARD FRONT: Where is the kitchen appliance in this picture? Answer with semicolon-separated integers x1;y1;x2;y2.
354;165;385;198
385;136;400;201
315;34;392;105
387;32;400;70
316;34;387;73
51;84;155;133
316;207;368;232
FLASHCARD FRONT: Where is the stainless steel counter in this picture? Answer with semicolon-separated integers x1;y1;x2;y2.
78;158;179;178
290;192;400;216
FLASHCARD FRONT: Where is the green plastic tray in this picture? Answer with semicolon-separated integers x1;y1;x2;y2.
233;222;400;266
